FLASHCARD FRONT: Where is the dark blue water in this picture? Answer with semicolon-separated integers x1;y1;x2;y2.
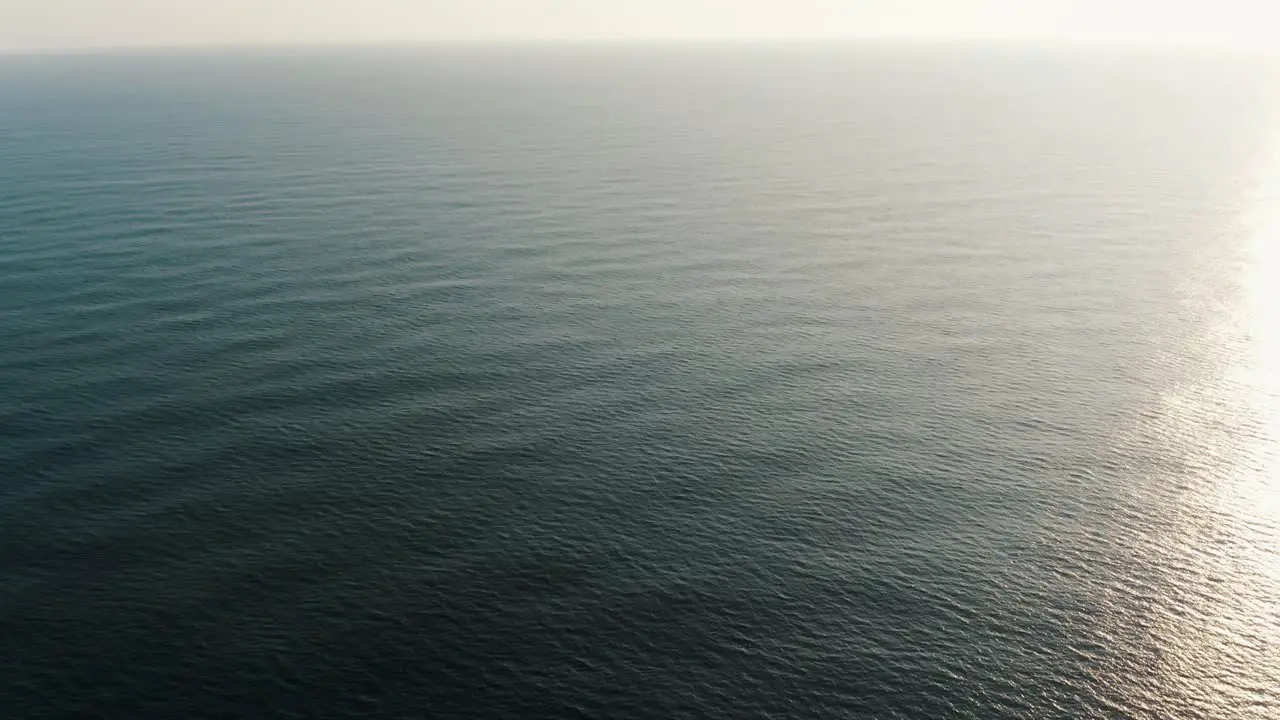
3;46;1280;719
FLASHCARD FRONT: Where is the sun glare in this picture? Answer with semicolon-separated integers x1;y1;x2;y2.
1236;142;1280;553
1233;139;1280;496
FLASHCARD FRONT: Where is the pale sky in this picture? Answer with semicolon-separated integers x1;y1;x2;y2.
1;0;1277;52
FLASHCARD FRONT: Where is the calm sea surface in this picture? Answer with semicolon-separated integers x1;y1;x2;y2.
2;45;1279;718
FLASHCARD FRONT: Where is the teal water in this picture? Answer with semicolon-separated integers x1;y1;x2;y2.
2;46;1280;718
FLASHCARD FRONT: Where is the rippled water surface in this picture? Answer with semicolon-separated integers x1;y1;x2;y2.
2;46;1280;718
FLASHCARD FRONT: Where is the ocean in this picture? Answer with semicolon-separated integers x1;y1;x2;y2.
1;44;1278;718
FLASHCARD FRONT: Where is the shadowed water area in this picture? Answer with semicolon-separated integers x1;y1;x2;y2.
2;45;1279;718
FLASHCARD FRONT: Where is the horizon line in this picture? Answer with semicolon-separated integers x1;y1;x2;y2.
2;35;1277;59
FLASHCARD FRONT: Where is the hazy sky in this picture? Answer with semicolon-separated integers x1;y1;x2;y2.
1;0;1277;52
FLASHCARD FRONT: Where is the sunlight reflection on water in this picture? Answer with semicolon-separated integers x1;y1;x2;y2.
1173;136;1280;716
1237;141;1280;561
1113;129;1280;719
